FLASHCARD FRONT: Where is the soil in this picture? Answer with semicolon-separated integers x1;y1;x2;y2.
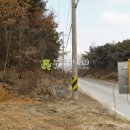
0;70;130;130
0;88;130;130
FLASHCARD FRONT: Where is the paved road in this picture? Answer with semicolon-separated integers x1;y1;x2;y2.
79;78;130;120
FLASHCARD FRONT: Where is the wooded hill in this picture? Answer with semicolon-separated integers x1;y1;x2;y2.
0;0;61;78
82;39;130;80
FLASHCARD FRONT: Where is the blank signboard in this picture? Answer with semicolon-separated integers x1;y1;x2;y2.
118;61;128;94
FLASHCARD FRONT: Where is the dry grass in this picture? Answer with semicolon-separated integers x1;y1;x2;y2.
0;85;9;102
85;71;118;82
0;93;130;130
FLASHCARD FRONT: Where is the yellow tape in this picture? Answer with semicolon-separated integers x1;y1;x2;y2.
72;76;77;83
72;83;78;91
72;76;78;91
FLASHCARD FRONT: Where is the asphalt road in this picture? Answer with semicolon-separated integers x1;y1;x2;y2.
79;78;130;120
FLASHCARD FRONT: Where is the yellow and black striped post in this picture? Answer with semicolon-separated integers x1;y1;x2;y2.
72;76;78;91
128;59;130;94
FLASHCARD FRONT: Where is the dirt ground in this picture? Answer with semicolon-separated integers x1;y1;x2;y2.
1;89;130;130
0;69;130;130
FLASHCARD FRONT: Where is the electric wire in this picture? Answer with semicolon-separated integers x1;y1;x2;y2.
64;0;71;52
65;0;81;52
65;24;72;52
76;0;80;8
58;0;61;31
65;0;71;34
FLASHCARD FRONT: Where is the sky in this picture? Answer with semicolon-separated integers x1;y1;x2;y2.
47;0;130;54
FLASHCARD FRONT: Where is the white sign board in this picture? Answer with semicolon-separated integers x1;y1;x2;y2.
118;61;128;94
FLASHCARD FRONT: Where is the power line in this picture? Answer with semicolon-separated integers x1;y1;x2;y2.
58;0;61;31
65;24;72;52
63;0;68;27
64;0;71;53
65;0;81;51
76;0;80;8
65;0;71;34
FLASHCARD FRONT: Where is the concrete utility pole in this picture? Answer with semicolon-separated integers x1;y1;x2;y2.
72;0;78;99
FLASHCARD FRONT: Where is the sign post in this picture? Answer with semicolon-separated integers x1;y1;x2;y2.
128;59;130;94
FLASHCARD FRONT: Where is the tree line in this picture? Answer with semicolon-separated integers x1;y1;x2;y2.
82;39;130;77
0;0;61;78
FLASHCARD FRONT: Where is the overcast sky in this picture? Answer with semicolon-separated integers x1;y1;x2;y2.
47;0;130;53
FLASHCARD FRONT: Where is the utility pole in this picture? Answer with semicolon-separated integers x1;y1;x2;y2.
61;32;67;71
72;0;78;99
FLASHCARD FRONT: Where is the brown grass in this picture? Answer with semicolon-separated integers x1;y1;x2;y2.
0;85;9;102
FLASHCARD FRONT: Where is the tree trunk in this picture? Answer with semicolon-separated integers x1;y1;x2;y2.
3;29;12;79
19;29;23;79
